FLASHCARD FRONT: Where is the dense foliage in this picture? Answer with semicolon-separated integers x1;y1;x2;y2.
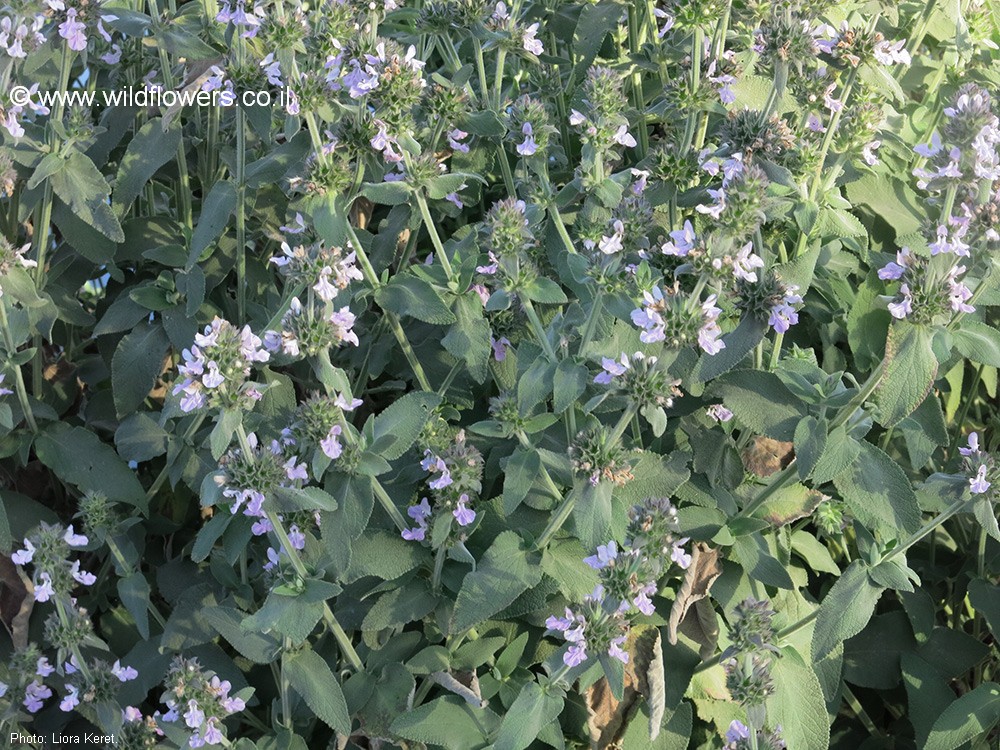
0;0;998;747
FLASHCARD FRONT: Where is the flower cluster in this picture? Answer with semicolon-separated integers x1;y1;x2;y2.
914;85;1000;192
594;351;683;411
264;297;359;358
569;428;634;486
546;498;691;667
877;246;975;323
269;236;364;303
0;645;56;715
402;432;483;543
959;432;995;497
632;284;726;355
281;390;361;468
59;655;139;714
11;523;95;603
173;318;270;413
724;719;787;750
159;657;247;747
723;599;782;734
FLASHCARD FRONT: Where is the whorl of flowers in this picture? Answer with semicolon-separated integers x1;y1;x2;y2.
723;598;781;731
593;351;683;411
877;245;974;323
546;499;691;667
11;522;95;603
264;296;359;358
569;428;634;486
959;432;995;497
159;657;247;747
734;269;803;334
281;390;362;465
173;317;270;413
58;654;139;714
816;22;910;68
218;432;308;533
631;284;726;355
402;431;484;542
914;84;1000;191
725;720;787;750
0;236;38;276
569;66;637;155
0;645;55;715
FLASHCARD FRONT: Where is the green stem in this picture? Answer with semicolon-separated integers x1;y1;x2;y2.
578;286;604;357
534;486;577;551
521;297;557;361
235;105;247;323
497;145;517;197
608;403;639;446
472;37;490;108
548;206;577;256
768;331;784;371
145;413;208;502
414;193;455;280
681;26;703;154
280;643;293;728
0;300;37;433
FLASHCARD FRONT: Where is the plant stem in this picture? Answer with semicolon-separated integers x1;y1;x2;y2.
577;286;604;357
608;404;639;445
235;105;248;323
414;193;455;280
145;413;208;502
548;206;577;256
0;300;37;433
534;486;577;551
280;642;293;728
521;297;557;361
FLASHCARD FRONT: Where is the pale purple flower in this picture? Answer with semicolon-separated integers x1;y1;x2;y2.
447;128;470;153
24;681;51;713
878;247;911;279
491;336;511;361
769;286;802;333
873;39;911;66
970;464;991;494
516;122;538;156
564;643;587;667
11;538;35;565
521;23;543;55
34;572;54;602
726;720;751;743
283;457;308;481
696;187;727;219
58;8;87;51
633;591;655;616
59;685;80;711
334;393;363;411
594;354;629;385
321;426;343;459
598;220;625;254
70;560;96;586
914;132;942;158
287;525;306;550
492;1;509;21
445;192;464;209
887;284;914;319
112;661;138;682
569;109;586;126
184;700;206;729
671;539;692;569
613;124;636;148
36;657;54;677
583;541;617;570
732;243;764;283
959;432;980;457
653;7;674;37
453;496;476;526
608;636;629;664
662;220;696;256
706;404;734;422
698;295;726;355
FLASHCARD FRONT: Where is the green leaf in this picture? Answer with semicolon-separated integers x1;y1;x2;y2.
118;571;151;640
503;448;541;515
375;274;457;325
521;277;568;304
969;578;1000;638
48;151;125;242
573;481;613;550
113;118;183;214
283;648;351;734
811;560;885;662
450;531;543;633
845;174;923;238
494;681;564;750
186;180;237;269
953;321;1000;367
371;391;443;461
460;110;506;137
209;409;241;460
391;696;500;749
925;682;1000;750
874;323;938;427
111;321;170;418
707;370;806;440
690;317;768;383
272;487;339;512
360;181;412;205
794;416;827;480
811;425;861;484
832;441;921;535
115;413;168;463
552;358;589;414
36;425;147;511
765;646;830;750
443;293;491;383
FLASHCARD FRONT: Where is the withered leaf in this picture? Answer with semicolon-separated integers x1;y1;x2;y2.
742;436;794;477
0;556;32;650
668;543;722;649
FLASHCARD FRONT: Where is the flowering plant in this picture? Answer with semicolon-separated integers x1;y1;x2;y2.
0;0;998;747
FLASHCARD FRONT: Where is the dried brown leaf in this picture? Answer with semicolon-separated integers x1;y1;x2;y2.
668;543;722;647
742;436;794;477
0;556;32;649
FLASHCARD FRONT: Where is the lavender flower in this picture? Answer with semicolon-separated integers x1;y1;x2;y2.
521;23;543;55
173;318;269;413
